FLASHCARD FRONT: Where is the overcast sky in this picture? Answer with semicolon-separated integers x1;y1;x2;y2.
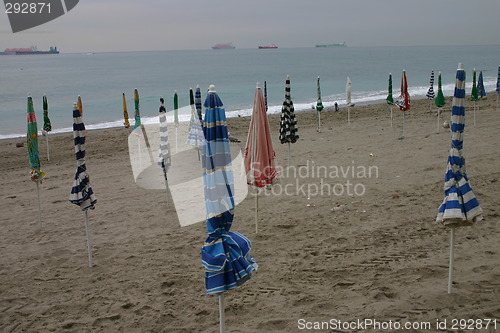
1;0;499;53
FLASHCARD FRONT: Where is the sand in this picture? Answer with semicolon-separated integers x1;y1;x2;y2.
1;95;499;332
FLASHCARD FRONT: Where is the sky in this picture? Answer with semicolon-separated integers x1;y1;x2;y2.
0;0;499;53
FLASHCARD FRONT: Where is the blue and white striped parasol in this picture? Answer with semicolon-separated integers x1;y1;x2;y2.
200;84;257;332
437;64;482;226
201;85;257;295
477;71;486;98
436;63;483;293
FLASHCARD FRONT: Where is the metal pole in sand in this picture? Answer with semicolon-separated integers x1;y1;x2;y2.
474;102;477;126
390;106;393;128
448;228;455;294
218;294;225;333
162;166;169;204
255;188;259;234
36;181;42;227
437;108;441;133
287;142;291;169
175;127;178;153
46;134;50;161
399;111;406;140
83;210;94;268
317;110;321;133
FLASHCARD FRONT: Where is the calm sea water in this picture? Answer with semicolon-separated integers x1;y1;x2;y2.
1;45;499;138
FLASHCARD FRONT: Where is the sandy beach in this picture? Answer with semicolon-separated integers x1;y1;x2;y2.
1;95;499;332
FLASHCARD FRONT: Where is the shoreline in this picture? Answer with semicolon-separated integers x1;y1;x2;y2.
3;90;498;141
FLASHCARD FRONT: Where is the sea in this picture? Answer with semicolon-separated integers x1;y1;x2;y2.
1;44;499;139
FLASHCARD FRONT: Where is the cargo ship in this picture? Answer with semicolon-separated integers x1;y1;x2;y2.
258;44;278;49
315;42;347;48
212;43;235;50
0;46;59;55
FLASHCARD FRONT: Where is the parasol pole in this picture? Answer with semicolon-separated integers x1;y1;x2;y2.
218;294;225;333
140;125;155;163
496;93;499;112
390;106;393;128
36;181;42;227
162;164;169;204
437;108;441;133
45;133;50;161
83;210;94;268
399;111;406;140
287;142;291;168
317;110;321;133
347;106;350;125
474;102;477;126
137;134;142;171
403;111;405;138
448;228;455;294
253;82;260;234
255;188;259;234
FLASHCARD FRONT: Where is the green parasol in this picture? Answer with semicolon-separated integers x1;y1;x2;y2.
173;90;179;126
42;95;51;161
435;72;445;108
42;95;51;132
435;72;445;133
386;73;394;105
386;73;394;127
470;69;478;125
134;88;141;128
27;96;45;182
27;96;44;226
471;69;478;101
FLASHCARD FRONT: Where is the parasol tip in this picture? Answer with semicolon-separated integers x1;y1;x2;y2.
458;63;464;70
256;82;260;89
196;84;200;88
286;74;290;80
208;84;216;93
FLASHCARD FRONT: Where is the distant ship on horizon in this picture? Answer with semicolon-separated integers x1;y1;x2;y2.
212;43;236;50
258;44;278;49
0;46;59;55
316;42;347;48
